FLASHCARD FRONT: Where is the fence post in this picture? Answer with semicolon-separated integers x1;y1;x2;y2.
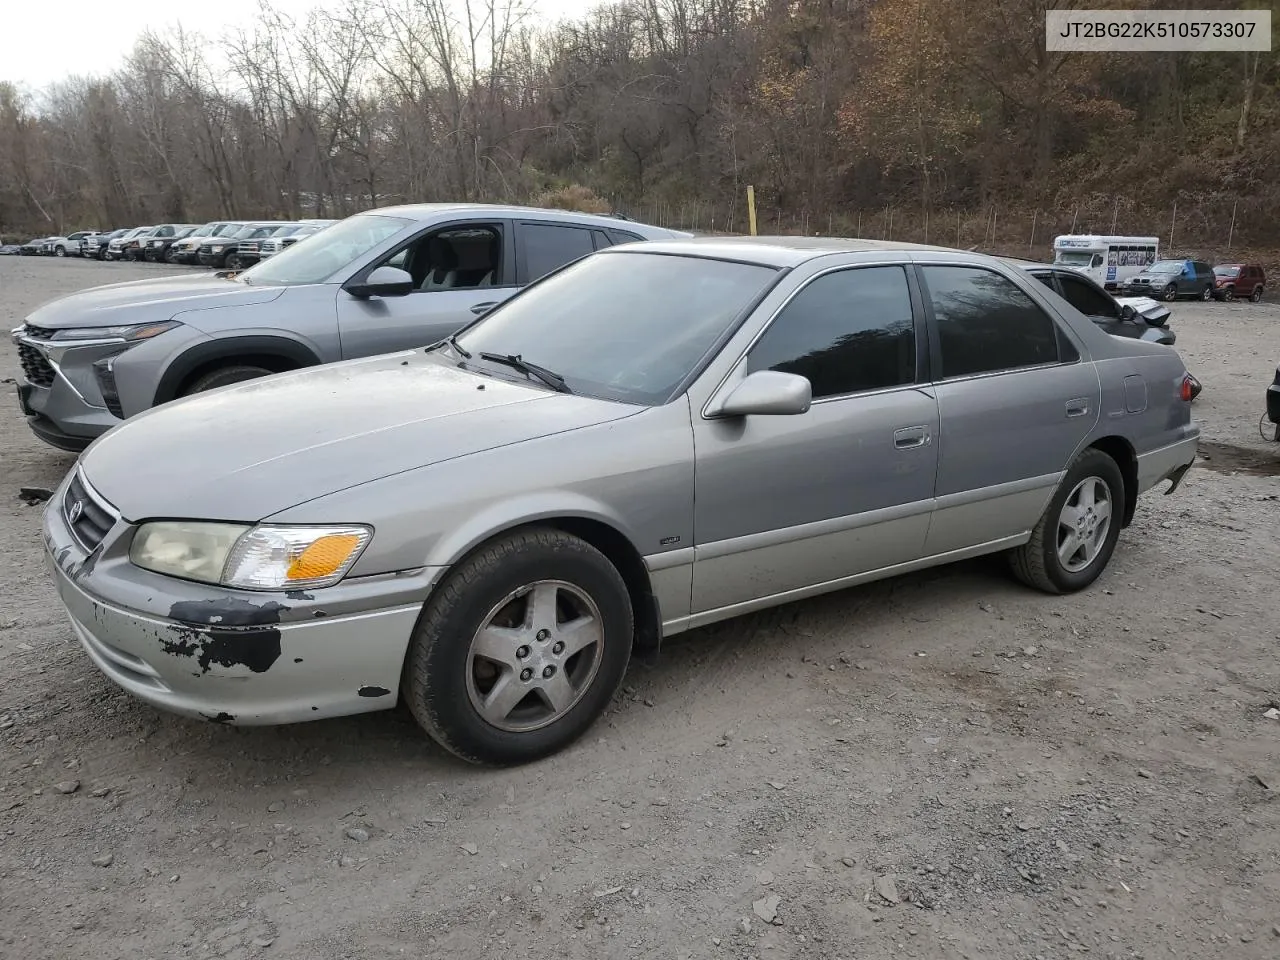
1226;199;1238;253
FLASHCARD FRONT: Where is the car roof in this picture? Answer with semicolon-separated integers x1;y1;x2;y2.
361;202;670;232
600;235;986;268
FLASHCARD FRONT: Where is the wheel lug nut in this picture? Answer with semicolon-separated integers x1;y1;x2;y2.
536;629;550;642
552;641;565;655
516;645;530;660
520;668;533;681
542;665;555;679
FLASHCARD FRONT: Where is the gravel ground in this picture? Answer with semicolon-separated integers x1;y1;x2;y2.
1;257;1278;960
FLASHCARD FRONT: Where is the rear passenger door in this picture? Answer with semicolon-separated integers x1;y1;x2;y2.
514;221;600;284
919;263;1099;556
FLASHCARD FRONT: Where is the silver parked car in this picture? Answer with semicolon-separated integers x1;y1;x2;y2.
11;204;683;451
42;237;1199;765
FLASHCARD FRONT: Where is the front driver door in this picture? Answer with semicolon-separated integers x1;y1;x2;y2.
690;264;939;616
335;220;517;359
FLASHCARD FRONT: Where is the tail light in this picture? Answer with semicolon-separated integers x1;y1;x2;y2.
1179;374;1196;402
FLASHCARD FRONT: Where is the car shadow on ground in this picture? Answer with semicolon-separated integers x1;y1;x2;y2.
97;553;1021;782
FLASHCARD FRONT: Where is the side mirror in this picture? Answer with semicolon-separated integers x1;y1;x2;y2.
346;265;414;299
1120;304;1137;321
716;370;812;418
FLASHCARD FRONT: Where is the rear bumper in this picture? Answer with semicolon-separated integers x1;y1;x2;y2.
1136;430;1199;496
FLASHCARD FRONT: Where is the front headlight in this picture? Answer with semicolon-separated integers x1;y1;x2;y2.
46;320;181;342
209;244;226;251
130;522;372;590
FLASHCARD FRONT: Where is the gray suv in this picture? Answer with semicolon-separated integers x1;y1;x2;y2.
11;204;684;450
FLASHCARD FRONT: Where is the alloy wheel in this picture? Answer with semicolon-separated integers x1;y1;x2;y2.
465;580;605;733
1057;476;1112;574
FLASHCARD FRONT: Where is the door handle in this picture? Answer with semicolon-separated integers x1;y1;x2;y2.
1065;398;1090;418
470;302;498;315
893;425;930;449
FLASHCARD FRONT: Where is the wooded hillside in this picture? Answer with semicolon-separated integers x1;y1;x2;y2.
2;0;1276;253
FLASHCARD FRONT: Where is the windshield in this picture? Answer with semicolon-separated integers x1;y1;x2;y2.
1053;251;1095;267
240;214;410;286
1147;260;1183;274
454;252;780;405
1214;266;1240;277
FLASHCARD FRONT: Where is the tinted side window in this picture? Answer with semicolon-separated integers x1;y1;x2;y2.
747;266;916;399
922;266;1060;378
1057;275;1119;319
607;228;645;245
519;223;595;282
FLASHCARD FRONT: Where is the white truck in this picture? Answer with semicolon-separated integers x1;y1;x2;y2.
1052;235;1159;290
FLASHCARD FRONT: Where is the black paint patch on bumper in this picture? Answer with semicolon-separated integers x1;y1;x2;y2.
358;686;391;698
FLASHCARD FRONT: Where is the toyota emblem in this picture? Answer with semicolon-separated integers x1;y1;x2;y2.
67;499;84;524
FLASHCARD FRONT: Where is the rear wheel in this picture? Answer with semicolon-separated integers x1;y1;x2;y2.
54;245;66;258
182;364;275;395
1009;448;1124;595
1200;284;1213;301
1251;286;1264;303
1163;283;1178;302
403;527;634;765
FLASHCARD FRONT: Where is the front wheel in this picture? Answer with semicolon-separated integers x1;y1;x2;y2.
224;254;241;270
1200;285;1213;301
1009;448;1124;595
403;527;634;765
182;364;275;395
1163;283;1178;302
54;245;66;258
1221;287;1235;302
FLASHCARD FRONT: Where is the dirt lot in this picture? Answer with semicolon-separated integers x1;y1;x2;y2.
1;256;1278;960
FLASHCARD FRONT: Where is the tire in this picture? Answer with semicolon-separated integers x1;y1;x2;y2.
403;527;634;766
54;245;66;258
1163;283;1178;302
1221;286;1234;302
225;254;241;270
1251;286;1264;303
164;247;176;264
181;364;275;395
1009;448;1125;595
1200;285;1213;301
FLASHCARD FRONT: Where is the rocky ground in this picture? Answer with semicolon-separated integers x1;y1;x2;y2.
1;256;1278;960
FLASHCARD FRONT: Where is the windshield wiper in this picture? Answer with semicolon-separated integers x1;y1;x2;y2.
442;333;471;359
478;352;572;394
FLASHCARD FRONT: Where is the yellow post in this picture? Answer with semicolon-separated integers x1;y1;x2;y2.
746;185;757;236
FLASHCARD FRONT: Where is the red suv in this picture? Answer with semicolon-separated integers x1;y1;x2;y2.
1212;263;1266;302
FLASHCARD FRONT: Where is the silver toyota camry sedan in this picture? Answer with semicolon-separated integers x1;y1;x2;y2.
43;237;1200;765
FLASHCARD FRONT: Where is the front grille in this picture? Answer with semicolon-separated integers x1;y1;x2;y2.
198;244;214;255
64;471;117;553
18;343;55;387
238;241;259;254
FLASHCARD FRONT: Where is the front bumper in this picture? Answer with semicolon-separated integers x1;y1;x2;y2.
197;252;226;266
42;473;428;725
1135;429;1199;497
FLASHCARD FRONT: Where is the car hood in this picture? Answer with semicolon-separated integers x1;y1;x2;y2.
79;352;639;522
24;275;284;330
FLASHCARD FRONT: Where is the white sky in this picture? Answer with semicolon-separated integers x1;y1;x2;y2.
1;0;607;89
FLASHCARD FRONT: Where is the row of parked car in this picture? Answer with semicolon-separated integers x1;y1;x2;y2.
1117;258;1267;303
1;220;337;269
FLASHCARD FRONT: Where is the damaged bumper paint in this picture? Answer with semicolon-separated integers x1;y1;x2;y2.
42;472;431;726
